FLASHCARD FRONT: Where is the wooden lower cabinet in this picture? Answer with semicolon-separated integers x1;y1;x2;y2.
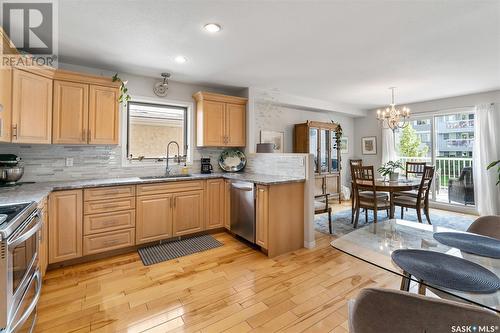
48;190;83;264
224;180;231;230
255;185;269;249
83;228;135;255
173;190;204;236
136;194;173;244
206;179;224;229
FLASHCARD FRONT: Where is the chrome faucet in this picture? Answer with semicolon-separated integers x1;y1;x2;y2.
166;141;181;175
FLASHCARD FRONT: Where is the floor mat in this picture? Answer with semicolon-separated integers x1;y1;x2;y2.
138;234;223;266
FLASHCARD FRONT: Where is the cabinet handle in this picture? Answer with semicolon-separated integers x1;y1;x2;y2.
103;239;120;246
12;124;17;140
170;197;172;208
87;129;91;142
101;204;120;210
82;130;86;142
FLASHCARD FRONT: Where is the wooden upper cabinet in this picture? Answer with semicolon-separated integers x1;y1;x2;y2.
48;190;83;263
225;103;246;147
193;91;247;147
89;85;119;144
0;67;12;142
52;80;89;144
136;194;173;244
173;190;204;236
199;100;225;146
206;179;224;229
12;69;52;144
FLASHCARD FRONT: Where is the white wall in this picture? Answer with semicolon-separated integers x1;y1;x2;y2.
353;90;500;167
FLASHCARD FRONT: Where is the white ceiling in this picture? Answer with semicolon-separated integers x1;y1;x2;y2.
58;0;500;111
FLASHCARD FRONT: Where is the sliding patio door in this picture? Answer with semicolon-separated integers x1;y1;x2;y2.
396;110;475;208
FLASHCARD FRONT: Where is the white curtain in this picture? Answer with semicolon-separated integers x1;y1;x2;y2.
381;127;398;164
473;103;500;215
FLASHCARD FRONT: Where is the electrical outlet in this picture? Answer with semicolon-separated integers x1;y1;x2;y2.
65;157;74;167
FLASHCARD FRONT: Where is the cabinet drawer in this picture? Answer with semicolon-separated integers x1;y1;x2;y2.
137;180;204;196
83;228;135;255
84;197;135;215
84;209;135;235
84;185;135;201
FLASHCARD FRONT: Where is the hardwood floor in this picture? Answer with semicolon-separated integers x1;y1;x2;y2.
36;229;401;333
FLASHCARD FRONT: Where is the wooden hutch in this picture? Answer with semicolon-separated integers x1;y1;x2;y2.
294;121;342;202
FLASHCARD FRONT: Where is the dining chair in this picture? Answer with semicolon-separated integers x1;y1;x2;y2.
394;161;426;198
392;166;435;224
349;159;363;223
467;215;500;239
352;165;390;228
314;193;332;234
348;288;499;333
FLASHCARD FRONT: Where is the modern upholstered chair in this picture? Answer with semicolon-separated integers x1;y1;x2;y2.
467;215;500;239
352;165;390;228
314;193;332;234
349;288;499;333
448;166;475;205
392;166;435;224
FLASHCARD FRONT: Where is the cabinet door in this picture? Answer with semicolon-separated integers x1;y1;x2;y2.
256;185;269;249
201;100;225;146
0;67;12;142
225;103;246;147
88;85;119;144
136;194;173;244
206;179;224;229
224;180;231;230
173;190;204;236
52;80;89;144
49;190;83;263
12;69;52;144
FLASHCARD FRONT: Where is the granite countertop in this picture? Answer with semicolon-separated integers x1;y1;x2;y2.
0;172;305;205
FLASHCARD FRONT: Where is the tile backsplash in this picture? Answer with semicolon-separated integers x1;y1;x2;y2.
0;144;307;182
0;144;224;182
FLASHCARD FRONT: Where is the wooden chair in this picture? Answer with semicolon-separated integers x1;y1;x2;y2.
405;161;426;178
352;165;391;228
392;166;435;224
314;193;332;234
349;159;363;223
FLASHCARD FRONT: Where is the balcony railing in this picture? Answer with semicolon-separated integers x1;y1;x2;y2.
398;156;473;190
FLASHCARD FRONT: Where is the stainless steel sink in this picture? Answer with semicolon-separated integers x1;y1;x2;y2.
140;174;192;180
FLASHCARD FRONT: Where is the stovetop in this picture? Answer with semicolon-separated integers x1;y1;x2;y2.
0;203;32;225
0;202;37;240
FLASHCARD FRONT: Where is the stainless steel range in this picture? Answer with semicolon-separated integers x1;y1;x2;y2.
0;202;41;333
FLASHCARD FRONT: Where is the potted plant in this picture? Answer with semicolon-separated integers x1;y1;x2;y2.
378;160;405;181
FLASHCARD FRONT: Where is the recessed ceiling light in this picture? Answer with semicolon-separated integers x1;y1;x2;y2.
174;55;188;64
203;23;222;33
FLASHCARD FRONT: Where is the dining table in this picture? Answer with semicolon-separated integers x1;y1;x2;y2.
331;219;500;313
370;178;421;218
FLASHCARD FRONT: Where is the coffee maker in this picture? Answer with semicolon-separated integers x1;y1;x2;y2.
200;157;213;174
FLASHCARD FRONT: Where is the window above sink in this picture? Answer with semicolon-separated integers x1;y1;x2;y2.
126;101;188;161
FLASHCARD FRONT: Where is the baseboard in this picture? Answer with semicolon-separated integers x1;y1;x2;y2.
304;240;316;249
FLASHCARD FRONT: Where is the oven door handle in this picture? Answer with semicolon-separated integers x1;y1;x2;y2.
8;269;41;333
8;212;42;249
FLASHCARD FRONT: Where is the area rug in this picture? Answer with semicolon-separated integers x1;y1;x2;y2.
315;208;475;237
138;234;223;266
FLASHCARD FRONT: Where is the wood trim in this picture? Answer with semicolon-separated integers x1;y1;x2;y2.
193;91;247;105
255;185;269;249
53;69;121;88
304;120;341;131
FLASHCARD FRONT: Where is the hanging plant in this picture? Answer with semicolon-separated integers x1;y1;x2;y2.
112;73;131;105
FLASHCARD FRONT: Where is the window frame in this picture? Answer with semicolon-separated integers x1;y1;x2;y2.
124;99;191;163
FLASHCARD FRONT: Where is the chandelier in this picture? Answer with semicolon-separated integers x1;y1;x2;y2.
376;87;410;132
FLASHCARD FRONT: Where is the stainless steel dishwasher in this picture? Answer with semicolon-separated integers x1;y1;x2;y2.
230;181;255;243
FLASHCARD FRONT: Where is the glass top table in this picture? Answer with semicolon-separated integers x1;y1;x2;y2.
331;219;500;312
